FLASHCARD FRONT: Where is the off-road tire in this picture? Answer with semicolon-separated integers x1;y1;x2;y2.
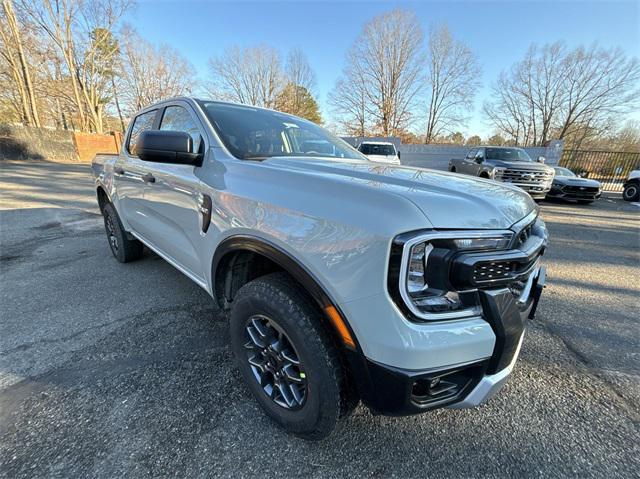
623;183;639;202
229;272;346;440
102;203;143;263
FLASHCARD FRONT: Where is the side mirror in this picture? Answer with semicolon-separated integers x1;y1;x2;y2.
537;156;546;163
136;130;202;165
474;156;483;164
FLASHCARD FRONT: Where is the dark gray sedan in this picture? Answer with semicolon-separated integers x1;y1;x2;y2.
546;167;602;204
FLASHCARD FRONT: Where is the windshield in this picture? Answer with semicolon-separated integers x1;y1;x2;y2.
197;101;366;161
358;143;396;156
554;167;576;177
485;148;533;162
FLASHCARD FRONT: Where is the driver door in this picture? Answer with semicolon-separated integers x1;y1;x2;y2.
470;148;485;176
136;102;207;281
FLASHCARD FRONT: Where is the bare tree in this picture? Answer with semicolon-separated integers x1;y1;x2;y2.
207;45;283;108
279;48;319;118
0;0;40;126
19;0;129;133
424;24;480;143
485;42;640;147
329;68;368;136
330;9;424;136
119;27;196;116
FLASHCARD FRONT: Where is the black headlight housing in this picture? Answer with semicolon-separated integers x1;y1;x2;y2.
388;214;547;322
388;230;514;321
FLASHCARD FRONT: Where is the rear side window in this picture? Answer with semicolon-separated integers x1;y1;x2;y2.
127;110;156;155
159;106;202;153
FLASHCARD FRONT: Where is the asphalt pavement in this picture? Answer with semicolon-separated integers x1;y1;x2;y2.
1;160;639;478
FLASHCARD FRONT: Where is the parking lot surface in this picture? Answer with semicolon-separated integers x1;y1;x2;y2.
1;160;639;478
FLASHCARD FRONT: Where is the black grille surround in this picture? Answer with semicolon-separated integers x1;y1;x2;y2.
450;220;546;291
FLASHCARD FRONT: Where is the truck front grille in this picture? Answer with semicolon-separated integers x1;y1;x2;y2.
494;169;554;186
561;185;599;194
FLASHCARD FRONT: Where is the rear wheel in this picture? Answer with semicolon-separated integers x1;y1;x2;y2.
229;272;345;440
449;166;456;172
102;203;143;263
623;183;639;202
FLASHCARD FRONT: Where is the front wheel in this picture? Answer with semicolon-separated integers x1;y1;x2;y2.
229;272;346;440
623;183;639;202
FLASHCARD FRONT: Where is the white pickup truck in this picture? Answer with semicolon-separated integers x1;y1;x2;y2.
92;97;547;439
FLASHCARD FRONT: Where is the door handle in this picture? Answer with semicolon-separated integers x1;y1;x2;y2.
142;173;156;184
114;167;125;175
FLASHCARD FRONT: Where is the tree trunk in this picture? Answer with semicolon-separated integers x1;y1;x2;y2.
3;0;41;127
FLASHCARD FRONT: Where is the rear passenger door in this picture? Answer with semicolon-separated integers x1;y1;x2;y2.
114;109;157;232
137;102;207;281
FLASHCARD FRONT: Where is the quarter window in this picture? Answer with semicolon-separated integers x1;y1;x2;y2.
160;105;202;153
127;110;156;155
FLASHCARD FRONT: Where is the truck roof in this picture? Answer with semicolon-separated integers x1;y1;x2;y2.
359;141;395;146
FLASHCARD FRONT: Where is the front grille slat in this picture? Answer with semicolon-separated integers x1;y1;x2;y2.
561;185;599;193
494;169;554;185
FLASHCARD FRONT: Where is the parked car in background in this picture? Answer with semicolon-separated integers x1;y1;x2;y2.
357;141;401;165
622;169;640;202
546;167;602;204
449;147;555;200
92;97;547;439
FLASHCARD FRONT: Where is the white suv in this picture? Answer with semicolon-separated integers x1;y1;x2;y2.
357;141;401;165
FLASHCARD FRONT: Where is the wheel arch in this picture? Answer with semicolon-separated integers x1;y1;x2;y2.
211;235;361;352
96;185;110;212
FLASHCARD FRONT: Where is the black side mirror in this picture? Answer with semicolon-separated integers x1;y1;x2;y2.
136;130;202;165
475;156;483;164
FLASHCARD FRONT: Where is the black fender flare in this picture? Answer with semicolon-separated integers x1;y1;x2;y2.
211;234;362;352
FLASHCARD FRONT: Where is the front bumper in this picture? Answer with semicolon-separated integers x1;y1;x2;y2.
547;186;601;200
347;266;546;416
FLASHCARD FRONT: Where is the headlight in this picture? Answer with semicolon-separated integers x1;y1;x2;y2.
492;167;506;180
397;231;513;320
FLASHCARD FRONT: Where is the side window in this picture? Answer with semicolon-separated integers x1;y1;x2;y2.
466;149;476;159
159;106;202;153
127;110;156;155
476;148;484;159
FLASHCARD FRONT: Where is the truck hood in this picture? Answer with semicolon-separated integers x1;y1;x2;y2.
263;158;536;229
553;177;601;187
488;160;553;171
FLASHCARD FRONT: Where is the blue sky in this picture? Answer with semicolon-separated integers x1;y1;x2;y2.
130;0;640;137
